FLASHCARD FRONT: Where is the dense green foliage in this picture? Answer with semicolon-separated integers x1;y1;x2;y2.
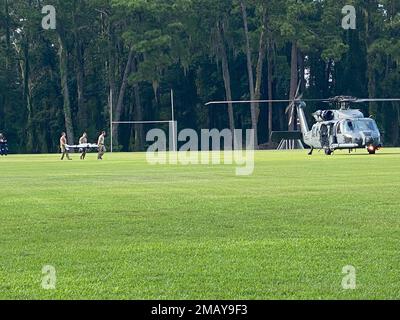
0;150;399;299
1;0;399;153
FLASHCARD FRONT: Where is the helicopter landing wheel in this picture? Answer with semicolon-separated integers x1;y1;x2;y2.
367;146;376;155
325;149;333;156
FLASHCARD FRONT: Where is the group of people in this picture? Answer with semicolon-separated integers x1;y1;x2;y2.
60;131;106;161
0;133;8;156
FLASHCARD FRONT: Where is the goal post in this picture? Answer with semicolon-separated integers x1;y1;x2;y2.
110;89;176;152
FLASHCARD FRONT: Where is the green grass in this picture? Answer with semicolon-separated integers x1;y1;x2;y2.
0;149;400;300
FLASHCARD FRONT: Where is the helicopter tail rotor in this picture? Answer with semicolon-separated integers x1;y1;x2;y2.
286;82;302;126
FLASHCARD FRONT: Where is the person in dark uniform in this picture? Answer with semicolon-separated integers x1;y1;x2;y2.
0;133;8;156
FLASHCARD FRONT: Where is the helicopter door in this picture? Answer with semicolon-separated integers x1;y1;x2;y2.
336;121;346;144
336;122;344;144
328;124;336;145
320;124;329;148
311;125;322;148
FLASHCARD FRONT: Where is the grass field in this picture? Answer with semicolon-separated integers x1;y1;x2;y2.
0;149;400;300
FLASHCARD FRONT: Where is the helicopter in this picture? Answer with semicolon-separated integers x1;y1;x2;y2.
289;96;400;155
206;91;400;155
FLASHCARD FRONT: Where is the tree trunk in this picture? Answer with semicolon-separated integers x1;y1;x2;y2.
367;59;377;115
288;41;298;131
76;41;86;132
133;85;144;151
298;50;305;93
391;103;399;145
5;0;11;67
72;0;86;132
58;33;75;144
216;21;235;136
107;21;116;150
112;48;135;148
364;7;378;123
128;58;144;151
254;6;268;123
19;39;34;152
27;79;34;152
240;0;258;148
267;38;274;142
2;0;12;147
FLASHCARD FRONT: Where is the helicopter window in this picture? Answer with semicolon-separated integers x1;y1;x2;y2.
344;120;354;133
354;119;378;131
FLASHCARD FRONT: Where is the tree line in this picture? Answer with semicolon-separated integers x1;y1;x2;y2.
0;0;399;153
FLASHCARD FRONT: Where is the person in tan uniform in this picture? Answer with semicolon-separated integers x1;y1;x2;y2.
97;131;106;160
60;132;71;160
79;132;88;160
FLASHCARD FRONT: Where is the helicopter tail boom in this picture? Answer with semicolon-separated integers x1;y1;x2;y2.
296;102;310;136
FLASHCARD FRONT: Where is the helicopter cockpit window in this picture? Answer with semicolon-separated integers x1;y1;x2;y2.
354;119;378;132
344;120;354;133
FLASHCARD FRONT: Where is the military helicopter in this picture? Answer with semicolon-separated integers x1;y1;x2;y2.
206;90;400;155
288;96;400;155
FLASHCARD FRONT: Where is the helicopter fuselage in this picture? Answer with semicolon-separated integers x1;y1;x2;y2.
297;102;382;155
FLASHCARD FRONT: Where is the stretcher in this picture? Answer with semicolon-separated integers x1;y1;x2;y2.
65;143;99;151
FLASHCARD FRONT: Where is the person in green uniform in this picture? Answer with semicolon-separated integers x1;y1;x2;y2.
60;132;71;160
79;132;88;160
97;131;106;160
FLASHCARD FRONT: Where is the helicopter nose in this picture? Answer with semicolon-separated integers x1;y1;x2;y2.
365;136;373;145
363;133;380;147
359;131;371;143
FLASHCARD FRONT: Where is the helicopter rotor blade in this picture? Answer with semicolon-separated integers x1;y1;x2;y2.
205;99;294;106
205;98;326;106
290;83;300;106
353;98;400;103
288;105;296;126
295;82;301;99
205;97;400;107
285;102;293;114
286;82;303;125
286;82;301;113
